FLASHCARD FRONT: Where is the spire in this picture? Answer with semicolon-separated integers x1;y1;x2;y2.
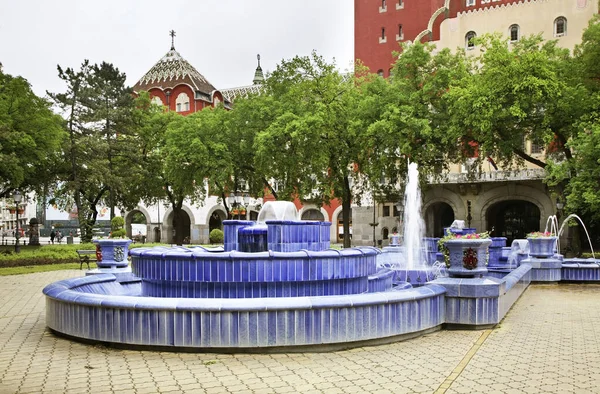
253;54;264;85
169;30;176;50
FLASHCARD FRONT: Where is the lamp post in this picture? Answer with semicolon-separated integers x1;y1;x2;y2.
395;201;404;234
556;197;564;222
13;190;22;253
227;191;251;219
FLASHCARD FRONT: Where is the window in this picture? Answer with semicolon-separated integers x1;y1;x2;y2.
554;17;567;37
379;27;387;43
379;0;387;12
465;31;477;50
531;141;543;154
377;69;384;77
382;227;389;240
396;0;404;10
396;24;404;41
175;92;190;113
509;24;520;42
151;96;163;106
466;0;475;6
383;206;390;217
393;205;400;217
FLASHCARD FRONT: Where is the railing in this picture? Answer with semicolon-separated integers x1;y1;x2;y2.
427;168;546;184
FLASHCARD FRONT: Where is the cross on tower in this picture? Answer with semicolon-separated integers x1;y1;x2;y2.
169;30;176;50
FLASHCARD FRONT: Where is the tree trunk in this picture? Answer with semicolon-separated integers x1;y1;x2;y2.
342;175;352;248
172;207;185;246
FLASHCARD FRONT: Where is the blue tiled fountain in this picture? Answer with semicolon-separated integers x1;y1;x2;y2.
43;202;445;351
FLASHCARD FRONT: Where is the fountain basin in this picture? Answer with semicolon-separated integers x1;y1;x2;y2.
43;274;445;351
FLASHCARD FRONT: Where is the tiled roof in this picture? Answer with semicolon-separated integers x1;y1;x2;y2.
221;84;263;102
132;48;216;96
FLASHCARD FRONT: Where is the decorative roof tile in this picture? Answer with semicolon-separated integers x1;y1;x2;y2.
133;48;216;96
221;84;263;102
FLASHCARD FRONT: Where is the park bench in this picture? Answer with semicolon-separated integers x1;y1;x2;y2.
76;250;98;270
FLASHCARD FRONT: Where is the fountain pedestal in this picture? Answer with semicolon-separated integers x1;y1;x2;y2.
521;236;562;282
445;238;492;278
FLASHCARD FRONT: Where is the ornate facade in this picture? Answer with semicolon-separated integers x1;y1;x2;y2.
351;0;599;246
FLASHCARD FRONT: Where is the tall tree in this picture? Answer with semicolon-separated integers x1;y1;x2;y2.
0;69;64;198
163;106;232;244
357;43;472;198
254;52;363;247
446;34;583;171
48;61;136;242
83;62;136;218
548;15;600;226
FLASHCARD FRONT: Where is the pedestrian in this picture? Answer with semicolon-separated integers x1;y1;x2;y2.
50;230;55;244
56;230;62;244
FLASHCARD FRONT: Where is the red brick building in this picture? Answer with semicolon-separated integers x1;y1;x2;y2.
355;0;598;77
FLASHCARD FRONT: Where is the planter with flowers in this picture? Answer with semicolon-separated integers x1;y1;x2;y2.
526;231;557;258
438;230;491;278
93;216;132;269
6;205;25;215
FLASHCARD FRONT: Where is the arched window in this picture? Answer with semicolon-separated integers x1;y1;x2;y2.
382;227;389;240
301;209;325;221
377;69;384;77
465;31;477;50
151;96;163;106
509;24;520;42
175;92;190;112
554;17;567;37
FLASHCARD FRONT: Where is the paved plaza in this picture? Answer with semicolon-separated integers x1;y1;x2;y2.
0;271;599;393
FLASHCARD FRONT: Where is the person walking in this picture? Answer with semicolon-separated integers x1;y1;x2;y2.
50;230;56;244
56;230;62;244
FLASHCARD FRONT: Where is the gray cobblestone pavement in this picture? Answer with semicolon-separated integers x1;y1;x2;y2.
0;270;599;393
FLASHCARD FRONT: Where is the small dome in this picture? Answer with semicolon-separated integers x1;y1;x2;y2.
133;47;216;96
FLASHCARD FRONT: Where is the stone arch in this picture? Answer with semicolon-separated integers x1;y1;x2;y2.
415;0;451;43
205;205;227;232
332;205;349;243
477;184;552;233
424;201;455;238
423;187;465;237
298;206;329;222
124;206;152;239
163;205;195;244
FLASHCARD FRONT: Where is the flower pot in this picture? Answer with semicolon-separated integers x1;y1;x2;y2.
93;239;132;268
527;236;557;258
445;238;492;278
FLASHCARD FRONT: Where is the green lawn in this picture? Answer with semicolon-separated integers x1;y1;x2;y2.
0;263;95;276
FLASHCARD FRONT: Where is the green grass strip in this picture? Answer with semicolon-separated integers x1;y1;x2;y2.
0;263;96;276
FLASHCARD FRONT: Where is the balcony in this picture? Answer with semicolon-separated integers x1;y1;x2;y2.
427;168;546;184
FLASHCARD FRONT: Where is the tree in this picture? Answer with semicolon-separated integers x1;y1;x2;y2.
253;52;364;247
48;61;137;242
548;15;600;235
163;106;232;244
446;34;583;171
357;43;472;198
0;68;64;198
83;62;136;218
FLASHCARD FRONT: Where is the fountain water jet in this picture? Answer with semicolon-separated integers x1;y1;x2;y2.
378;162;435;284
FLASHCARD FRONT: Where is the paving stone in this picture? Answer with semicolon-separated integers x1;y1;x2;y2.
3;272;600;393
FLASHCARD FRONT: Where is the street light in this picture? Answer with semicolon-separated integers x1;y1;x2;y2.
227;191;251;219
13;190;22;253
556;197;564;221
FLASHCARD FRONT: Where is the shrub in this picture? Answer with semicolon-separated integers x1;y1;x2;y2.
209;229;224;244
109;216;127;239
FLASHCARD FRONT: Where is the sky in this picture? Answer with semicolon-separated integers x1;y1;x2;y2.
0;0;355;97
